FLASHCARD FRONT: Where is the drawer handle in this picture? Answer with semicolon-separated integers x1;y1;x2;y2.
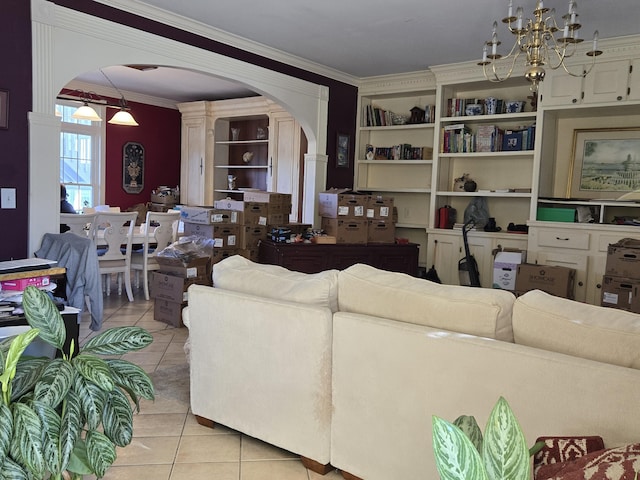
555;236;570;241
578;281;584;287
596;283;602;289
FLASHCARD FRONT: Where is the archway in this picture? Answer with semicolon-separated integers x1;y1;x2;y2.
29;0;328;254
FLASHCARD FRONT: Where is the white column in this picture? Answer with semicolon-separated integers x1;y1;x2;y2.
302;153;328;227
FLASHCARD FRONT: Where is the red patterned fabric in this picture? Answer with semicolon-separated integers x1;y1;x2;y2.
534;436;605;478
536;443;640;480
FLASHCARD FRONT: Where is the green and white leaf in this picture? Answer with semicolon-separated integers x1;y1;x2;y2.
85;430;117;478
73;353;115;392
433;415;488;480
453;414;483;454
10;358;48;402
73;374;107;431
0;329;40;404
82;326;153;355
66;439;94;476
0;402;13;466
22;286;65;350
0;456;29;480
10;402;45;478
482;397;530;480
34;358;74;407
102;387;133;447
31;400;62;474
106;359;155;401
59;393;82;471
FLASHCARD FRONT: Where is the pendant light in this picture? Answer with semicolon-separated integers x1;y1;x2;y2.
101;68;140;127
71;102;102;122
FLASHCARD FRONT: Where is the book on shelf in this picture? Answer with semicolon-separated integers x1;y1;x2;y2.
372;144;431;160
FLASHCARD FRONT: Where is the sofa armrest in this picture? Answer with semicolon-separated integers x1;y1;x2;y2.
186;284;333;465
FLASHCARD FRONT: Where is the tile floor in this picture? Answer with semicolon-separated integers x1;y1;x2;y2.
81;282;344;480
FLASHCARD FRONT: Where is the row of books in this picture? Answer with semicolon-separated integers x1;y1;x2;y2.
440;124;535;153
446;98;514;117
363;104;435;127
367;144;431;160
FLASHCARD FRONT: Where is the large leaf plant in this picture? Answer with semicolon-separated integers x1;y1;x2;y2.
0;286;155;479
432;396;544;480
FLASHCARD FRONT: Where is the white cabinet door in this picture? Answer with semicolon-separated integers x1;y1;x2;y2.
430;233;461;286
539;69;583;106
583;60;629;104
180;116;210;206
628;59;640;101
528;250;588;303
270;112;302;222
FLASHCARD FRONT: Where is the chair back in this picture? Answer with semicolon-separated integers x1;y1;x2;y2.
60;213;96;237
90;212;138;262
144;211;180;259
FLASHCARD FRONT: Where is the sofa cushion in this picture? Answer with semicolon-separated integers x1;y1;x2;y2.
513;290;640;369
338;264;516;341
212;255;339;312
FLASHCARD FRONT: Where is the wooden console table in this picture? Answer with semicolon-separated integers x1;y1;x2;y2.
258;240;419;276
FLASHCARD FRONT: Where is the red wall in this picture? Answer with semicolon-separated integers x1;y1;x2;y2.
103;100;181;210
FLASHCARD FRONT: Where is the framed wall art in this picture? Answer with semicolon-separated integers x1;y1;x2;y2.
336;132;350;168
568;127;640;199
123;141;145;194
0;89;8;130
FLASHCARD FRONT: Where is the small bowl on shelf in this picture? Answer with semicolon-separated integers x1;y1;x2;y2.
465;103;483;116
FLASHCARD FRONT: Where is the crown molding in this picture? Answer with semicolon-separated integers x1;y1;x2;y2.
358;71;437;95
66;80;179;110
89;0;359;87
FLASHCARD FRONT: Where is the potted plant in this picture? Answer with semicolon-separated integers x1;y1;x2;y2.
0;286;155;479
432;396;543;480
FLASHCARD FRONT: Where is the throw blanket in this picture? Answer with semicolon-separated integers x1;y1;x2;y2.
35;232;103;331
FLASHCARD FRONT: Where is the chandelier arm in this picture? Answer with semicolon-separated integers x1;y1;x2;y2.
484;50;520;83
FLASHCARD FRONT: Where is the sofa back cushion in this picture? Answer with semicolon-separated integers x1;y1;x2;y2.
513;289;640;369
212;255;339;312
338;264;516;341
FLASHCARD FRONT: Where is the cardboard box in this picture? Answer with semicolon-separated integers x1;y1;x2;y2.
515;263;576;299
601;275;640;313
153;298;186;327
211;247;239;265
210;209;243;224
241;225;268;249
367;220;396;244
150;272;189;303
321;217;367;244
183;223;240;248
156;255;210;279
366;195;394;220
318;189;368;219
239;248;260;262
213;200;268;225
242;191;291;206
605;238;640;279
492;250;526;291
1;275;50;291
180;206;217;225
150;192;179;205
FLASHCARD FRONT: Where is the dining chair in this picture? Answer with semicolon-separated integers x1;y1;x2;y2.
60;213;96;237
130;211;180;300
89;211;138;302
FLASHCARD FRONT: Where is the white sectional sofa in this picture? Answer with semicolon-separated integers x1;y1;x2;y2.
184;255;640;480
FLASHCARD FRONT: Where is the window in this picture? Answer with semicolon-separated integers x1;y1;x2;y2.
56;101;104;212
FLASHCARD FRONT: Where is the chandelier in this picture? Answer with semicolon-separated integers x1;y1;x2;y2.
478;0;603;92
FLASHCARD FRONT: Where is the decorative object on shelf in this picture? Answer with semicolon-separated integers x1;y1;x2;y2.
409;106;426;124
464;179;478;192
484;217;502;232
568;127;640;200
465;103;484;116
336;132;350;168
485;96;498;115
0;89;7;129
478;0;603;92
242;151;254;163
227;174;237;190
122;141;144;194
231;128;240;141
454;173;473;191
256;127;267;139
390;112;409;125
505;100;524;113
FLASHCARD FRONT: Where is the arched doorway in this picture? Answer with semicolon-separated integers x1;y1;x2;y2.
29;0;328;254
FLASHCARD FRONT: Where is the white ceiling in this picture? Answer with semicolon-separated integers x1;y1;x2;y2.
74;0;640;104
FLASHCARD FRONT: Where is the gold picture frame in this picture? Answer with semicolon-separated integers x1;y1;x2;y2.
567;127;640;199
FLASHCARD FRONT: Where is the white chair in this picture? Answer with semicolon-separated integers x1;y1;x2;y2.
90;211;138;302
60;213;96;237
130;211;180;300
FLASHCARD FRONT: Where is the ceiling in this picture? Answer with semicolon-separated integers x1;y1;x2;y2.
75;0;640;105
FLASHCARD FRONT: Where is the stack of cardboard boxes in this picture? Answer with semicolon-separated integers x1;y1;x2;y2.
601;238;640;312
149;187;179;212
150;255;210;327
318;189;395;244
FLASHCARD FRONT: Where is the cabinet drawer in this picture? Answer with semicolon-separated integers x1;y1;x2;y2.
597;234;634;253
536;229;590;250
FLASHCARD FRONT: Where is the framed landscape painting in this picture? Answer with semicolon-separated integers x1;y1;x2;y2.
568;127;640;199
